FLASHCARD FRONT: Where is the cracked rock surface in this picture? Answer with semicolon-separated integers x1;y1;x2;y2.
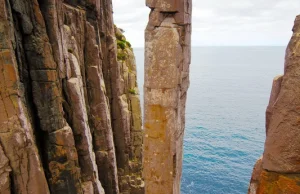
0;0;143;193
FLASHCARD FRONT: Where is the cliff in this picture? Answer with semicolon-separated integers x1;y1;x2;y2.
0;0;143;194
143;0;192;194
248;15;300;194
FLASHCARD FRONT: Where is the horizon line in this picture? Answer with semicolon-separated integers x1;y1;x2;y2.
132;45;287;49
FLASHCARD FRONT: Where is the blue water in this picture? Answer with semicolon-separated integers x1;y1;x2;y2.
134;47;285;194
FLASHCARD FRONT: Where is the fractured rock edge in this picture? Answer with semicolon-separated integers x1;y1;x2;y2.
248;14;300;194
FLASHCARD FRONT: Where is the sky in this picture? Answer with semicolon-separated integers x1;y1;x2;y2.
112;0;300;47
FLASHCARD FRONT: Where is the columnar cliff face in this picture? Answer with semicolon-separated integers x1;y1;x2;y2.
248;15;300;194
143;0;192;194
0;0;143;193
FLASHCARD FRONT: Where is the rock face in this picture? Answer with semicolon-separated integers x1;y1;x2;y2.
248;15;300;194
0;0;143;193
143;0;192;194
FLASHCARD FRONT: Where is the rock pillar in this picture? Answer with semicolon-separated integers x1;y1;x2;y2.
143;0;192;193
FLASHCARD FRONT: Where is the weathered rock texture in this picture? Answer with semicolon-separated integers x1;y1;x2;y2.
143;0;192;193
0;0;143;193
248;15;300;194
114;26;144;193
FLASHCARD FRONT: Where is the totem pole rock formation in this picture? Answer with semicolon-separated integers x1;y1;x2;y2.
143;0;192;193
248;14;300;193
0;0;144;193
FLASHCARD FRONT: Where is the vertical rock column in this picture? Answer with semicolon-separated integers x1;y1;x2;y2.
248;15;300;194
0;1;50;193
85;22;119;194
99;0;145;193
41;1;118;193
115;26;145;193
144;0;192;194
0;0;145;193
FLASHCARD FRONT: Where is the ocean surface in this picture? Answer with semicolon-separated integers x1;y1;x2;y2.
133;47;285;194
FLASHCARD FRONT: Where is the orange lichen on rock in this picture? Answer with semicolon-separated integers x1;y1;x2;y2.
256;170;300;194
144;105;167;139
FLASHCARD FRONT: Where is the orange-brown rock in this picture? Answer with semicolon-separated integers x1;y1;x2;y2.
249;14;300;194
256;170;300;194
143;0;192;193
0;0;143;193
248;157;263;194
0;1;50;193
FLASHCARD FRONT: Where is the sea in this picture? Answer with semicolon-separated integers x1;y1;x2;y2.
133;46;285;194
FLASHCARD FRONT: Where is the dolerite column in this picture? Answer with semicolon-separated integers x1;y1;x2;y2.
144;0;192;194
248;15;300;193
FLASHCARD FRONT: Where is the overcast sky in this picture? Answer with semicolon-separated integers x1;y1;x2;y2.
112;0;300;47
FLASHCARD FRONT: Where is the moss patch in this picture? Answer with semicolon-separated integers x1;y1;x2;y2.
115;24;133;61
129;88;137;95
117;40;126;50
117;52;126;61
